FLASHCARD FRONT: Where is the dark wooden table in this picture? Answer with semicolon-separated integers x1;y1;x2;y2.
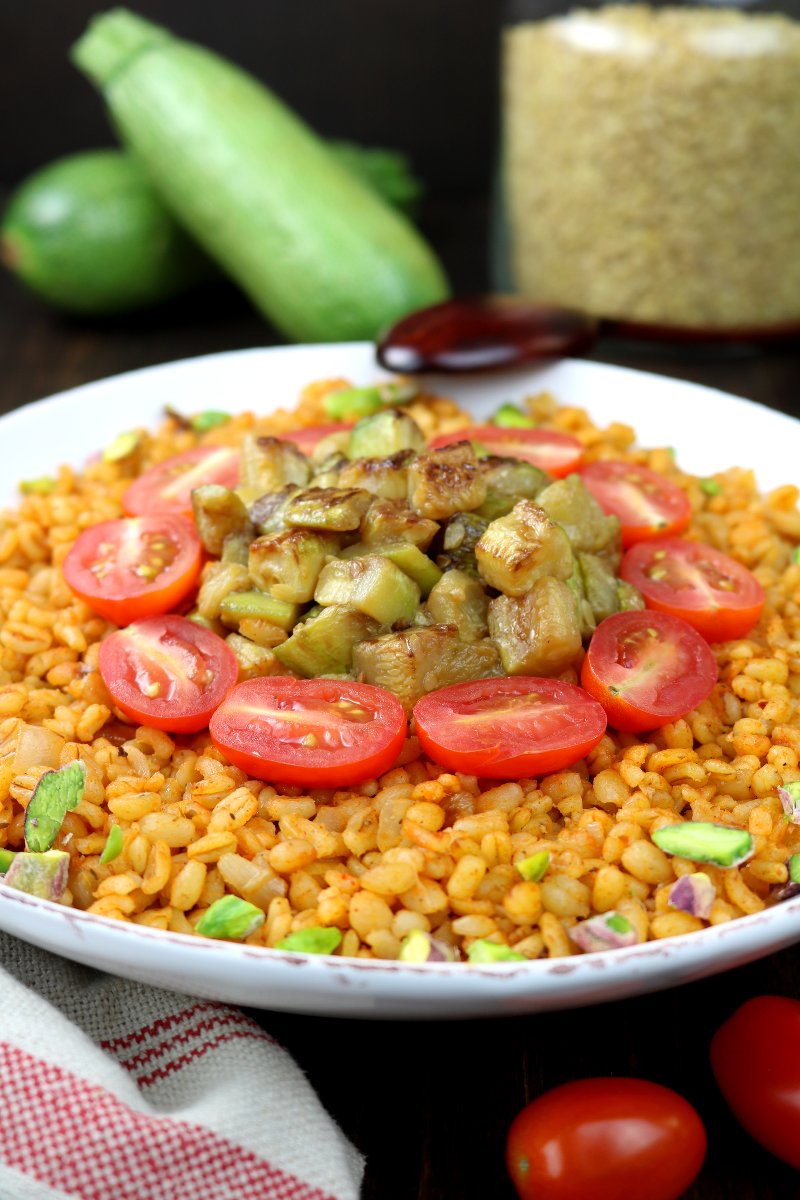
3;223;800;1199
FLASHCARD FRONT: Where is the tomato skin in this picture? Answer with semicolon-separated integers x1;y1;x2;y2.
506;1078;706;1200
579;461;692;548
122;446;240;518
711;996;800;1169
621;538;765;642
581;610;717;733
62;515;202;625
413;678;607;779
210;677;406;788
282;422;353;453
427;426;584;478
99;615;238;733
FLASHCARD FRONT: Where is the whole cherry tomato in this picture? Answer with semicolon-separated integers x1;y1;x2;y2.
710;995;800;1169
506;1077;706;1200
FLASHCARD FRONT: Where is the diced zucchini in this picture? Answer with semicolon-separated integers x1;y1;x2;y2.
196;561;251;620
338;449;416;501
237;617;290;648
579;552;620;624
475;456;550;521
249;485;301;535
220;589;301;631
407;442;486;520
225;633;281;679
221;531;252;566
239;434;311;493
475;500;573;596
342;541;442;597
537;476;621;563
360;499;439;550
426;570;489;642
617;580;646;611
353;625;500;712
488;577;582;675
435;511;489;576
273;604;381;676
565;557;596;639
314;555;420;624
348;409;426;458
248;529;338;603
285;486;372;532
310;451;348;489
191;485;253;556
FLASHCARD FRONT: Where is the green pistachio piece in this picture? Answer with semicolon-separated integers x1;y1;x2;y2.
789;855;800;885
276;926;343;955
606;913;633;934
399;929;434;963
99;824;124;866
3;849;69;901
700;478;722;496
20;476;56;495
0;848;16;872
516;850;549;882
103;431;140;462
652;821;753;868
467;939;526;964
325;381;417;421
195;895;265;941
492;402;536;429
24;761;86;853
793;547;800;565
191;410;231;433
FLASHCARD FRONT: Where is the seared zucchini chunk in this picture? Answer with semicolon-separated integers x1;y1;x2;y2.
427;570;490;642
475;500;573;596
435;511;489;575
537;476;621;562
338;449;416;501
220;531;252;566
225;633;281;680
285;486;373;532
617;579;646;611
342;541;442;597
191;485;253;556
407;443;487;521
249;485;301;535
248;529;338;603
348;409;426;459
360;498;439;551
353;624;501;712
476;457;550;521
315;555;420;624
488;577;582;675
565;557;596;640
273;604;382;676
220;590;302;631
196;561;251;621
578;552;621;625
310;451;348;490
240;434;311;493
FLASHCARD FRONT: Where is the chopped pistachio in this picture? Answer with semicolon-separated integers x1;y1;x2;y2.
779;782;800;825
652;821;753;868
791;855;800;885
195;895;265;941
20;476;56;495
24;761;86;853
492;402;536;428
99;824;124;867
516;850;549;882
467;939;526;963
4;849;69;901
793;547;800;565
398;929;456;963
0;848;16;872
191;409;231;433
570;911;637;953
700;478;722;496
668;872;716;919
325;381;417;421
103;431;140;463
276;927;343;955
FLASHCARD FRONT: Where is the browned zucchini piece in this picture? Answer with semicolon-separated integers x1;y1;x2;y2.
353;624;501;712
475;456;550;521
360;498;439;550
475;500;573;596
285;486;372;532
225;633;282;680
240;434;311;493
249;485;301;535
338;449;416;501
407;443;486;520
537;476;621;563
488;577;582;675
314;555;420;624
191;485;253;556
248;528;338;603
273;604;382;676
348;409;426;458
426;570;489;642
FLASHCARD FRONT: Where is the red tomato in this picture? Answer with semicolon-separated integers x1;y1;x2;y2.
711;995;800;1169
579;461;692;547
210;677;406;788
122;446;240;518
506;1077;706;1200
99;614;238;733
581;610;717;733
427;426;584;478
621;538;765;642
282;422;353;454
62;515;202;625
412;678;606;779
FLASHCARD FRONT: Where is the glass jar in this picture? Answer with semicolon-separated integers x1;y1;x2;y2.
498;1;800;337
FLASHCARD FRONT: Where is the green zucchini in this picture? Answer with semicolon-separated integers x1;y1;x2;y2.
72;10;449;341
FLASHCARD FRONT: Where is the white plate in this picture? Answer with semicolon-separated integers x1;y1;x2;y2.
1;343;799;1019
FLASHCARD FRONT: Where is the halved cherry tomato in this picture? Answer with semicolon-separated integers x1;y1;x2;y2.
412;678;606;779
62;515;202;625
621;537;765;642
122;445;240;518
99;614;238;733
506;1077;706;1200
580;610;717;733
579;461;692;547
282;422;353;454
711;995;800;1169
210;677;406;787
428;426;584;478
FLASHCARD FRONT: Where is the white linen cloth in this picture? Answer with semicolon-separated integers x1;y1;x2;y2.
0;932;363;1200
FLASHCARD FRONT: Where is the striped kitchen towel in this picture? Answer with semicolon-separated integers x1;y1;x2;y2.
0;932;363;1200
